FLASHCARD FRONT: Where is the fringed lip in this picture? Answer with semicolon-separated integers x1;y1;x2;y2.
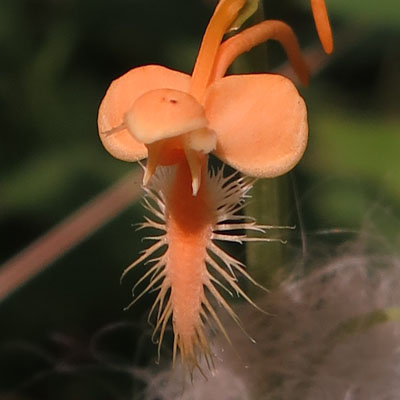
122;162;289;375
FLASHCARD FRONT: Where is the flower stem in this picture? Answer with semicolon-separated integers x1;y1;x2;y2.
231;2;291;290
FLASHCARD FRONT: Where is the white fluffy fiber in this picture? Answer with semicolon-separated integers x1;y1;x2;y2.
137;238;400;400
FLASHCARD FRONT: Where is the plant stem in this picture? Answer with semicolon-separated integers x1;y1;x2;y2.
231;1;291;290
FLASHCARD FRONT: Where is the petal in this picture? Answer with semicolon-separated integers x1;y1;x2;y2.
204;74;308;178
98;65;191;162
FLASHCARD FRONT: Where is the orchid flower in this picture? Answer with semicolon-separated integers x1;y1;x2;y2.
98;0;332;375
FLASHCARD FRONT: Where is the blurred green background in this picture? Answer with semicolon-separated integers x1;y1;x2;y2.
0;0;399;398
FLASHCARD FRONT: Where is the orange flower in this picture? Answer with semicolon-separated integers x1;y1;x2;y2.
97;0;332;375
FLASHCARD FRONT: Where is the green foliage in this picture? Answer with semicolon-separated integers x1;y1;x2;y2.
328;0;400;29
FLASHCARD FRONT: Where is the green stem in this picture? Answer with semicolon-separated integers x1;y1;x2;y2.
246;176;291;289
231;1;291;290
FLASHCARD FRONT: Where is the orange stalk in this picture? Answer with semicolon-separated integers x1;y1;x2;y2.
310;0;334;54
190;0;246;102
211;20;310;86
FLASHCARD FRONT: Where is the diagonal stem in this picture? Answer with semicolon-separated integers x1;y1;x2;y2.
0;169;143;301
